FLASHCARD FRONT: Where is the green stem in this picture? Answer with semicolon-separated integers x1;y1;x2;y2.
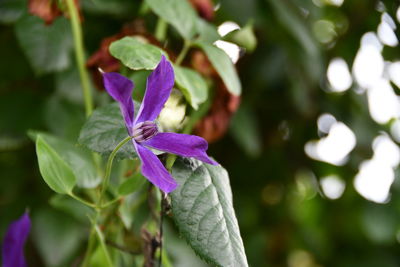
69;192;97;209
155;18;167;42
81;228;97;267
82;136;132;266
65;0;93;117
101;197;122;208
94;224;114;267
98;136;133;207
175;40;191;66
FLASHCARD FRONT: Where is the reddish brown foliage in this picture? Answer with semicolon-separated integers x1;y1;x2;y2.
191;50;241;143
86;20;151;90
28;0;62;25
189;0;215;21
28;0;82;25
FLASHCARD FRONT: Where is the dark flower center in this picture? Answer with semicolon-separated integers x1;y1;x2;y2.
132;121;158;143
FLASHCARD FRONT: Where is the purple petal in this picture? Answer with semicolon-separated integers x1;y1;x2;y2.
134;142;178;193
102;72;135;130
135;55;174;124
142;132;218;165
2;212;31;267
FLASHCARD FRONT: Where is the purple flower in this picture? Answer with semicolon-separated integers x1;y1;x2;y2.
102;56;217;193
2;212;31;267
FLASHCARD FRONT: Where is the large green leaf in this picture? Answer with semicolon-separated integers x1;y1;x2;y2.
31;132;100;188
32;208;85;266
145;0;198;40
110;36;165;70
195;41;242;95
118;172;147;196
36;136;76;194
44;95;86;141
170;158;248;267
78;102;138;160
174;65;208;109
15;16;73;75
196;18;221;43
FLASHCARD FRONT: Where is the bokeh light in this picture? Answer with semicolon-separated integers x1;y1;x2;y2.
326;58;352;92
305;120;356;166
320;175;345;200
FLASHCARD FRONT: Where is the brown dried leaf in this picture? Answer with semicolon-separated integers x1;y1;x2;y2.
191;49;241;143
28;0;82;25
191;50;217;77
194;81;240;143
28;0;62;25
189;0;214;21
86;21;142;90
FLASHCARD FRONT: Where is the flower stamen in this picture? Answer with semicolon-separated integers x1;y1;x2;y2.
132;121;158;142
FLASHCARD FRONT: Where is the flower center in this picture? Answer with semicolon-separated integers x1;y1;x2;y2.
132;121;158;143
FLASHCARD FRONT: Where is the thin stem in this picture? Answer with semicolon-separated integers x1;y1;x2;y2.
158;192;167;267
155;18;167;42
165;154;177;171
106;240;140;255
175;40;191;66
81;228;96;267
98;136;133;207
101;197;122;208
69;193;97;209
94;224;114;267
65;0;93;117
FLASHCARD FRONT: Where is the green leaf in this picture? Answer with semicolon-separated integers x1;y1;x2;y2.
0;0;26;24
128;70;151;101
170;158;248;267
35;136;76;194
145;0;198;40
87;245;111;267
55;66;84;105
110;37;165;70
32;208;85;267
31;132;100;188
174;65;208;109
196;18;221;43
81;0;137;17
44;95;86;141
78;102;139;160
223;23;257;52
119;185;147;229
195;41;242;95
94;224;114;266
15;16;73;75
118;173;147;196
50;194;95;224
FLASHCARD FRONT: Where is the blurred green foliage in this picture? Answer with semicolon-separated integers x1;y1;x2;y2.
1;0;400;266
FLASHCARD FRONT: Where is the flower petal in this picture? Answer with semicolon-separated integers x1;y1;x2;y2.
2;212;31;267
134;142;178;193
102;72;135;130
143;132;218;165
135;55;174;124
